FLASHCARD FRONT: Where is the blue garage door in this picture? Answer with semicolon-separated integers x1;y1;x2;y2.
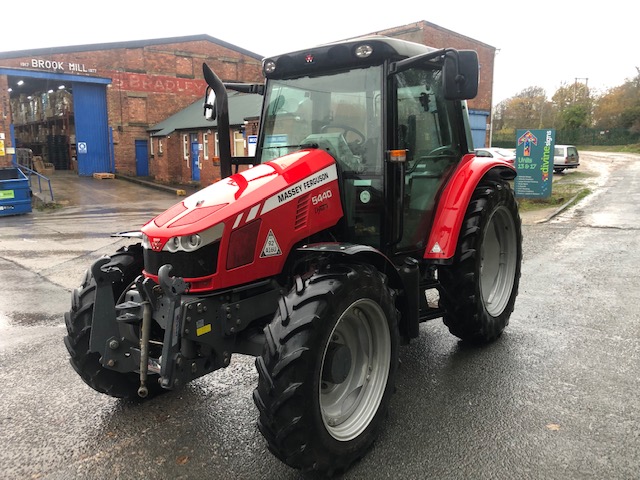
73;82;111;176
469;109;490;149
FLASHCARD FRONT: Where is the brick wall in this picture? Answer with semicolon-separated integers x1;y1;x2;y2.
0;36;262;174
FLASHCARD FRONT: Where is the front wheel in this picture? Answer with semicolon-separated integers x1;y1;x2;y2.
253;263;399;475
63;245;163;399
439;181;522;343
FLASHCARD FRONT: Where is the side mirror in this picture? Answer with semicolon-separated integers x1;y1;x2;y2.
443;50;479;100
204;86;217;121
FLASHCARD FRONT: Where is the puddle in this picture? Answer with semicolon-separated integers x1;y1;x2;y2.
0;311;61;328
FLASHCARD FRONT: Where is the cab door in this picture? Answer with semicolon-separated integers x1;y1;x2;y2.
394;66;459;252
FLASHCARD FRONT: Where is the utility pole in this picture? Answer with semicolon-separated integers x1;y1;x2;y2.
573;78;589;102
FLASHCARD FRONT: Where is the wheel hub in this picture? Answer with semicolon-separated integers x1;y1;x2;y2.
322;342;352;384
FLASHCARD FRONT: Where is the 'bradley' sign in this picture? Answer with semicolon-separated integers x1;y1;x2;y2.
514;129;555;198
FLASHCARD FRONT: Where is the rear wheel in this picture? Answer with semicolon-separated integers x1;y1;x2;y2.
439;181;522;343
253;263;399;475
64;244;163;399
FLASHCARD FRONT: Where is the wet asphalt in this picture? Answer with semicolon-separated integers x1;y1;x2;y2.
1;154;639;479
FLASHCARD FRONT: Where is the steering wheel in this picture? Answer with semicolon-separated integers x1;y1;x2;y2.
425;146;456;157
321;124;366;145
407;146;457;173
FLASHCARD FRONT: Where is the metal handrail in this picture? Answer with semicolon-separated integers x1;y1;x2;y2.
12;160;54;203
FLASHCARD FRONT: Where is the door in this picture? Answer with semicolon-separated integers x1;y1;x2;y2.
135;140;149;176
395;66;458;252
190;133;200;181
73;82;110;176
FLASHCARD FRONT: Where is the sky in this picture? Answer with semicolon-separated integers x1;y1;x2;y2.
2;0;637;105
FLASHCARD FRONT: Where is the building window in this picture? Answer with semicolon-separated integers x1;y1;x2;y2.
158;139;163;155
183;134;189;161
203;133;209;160
215;132;219;158
149;137;154;156
233;130;244;157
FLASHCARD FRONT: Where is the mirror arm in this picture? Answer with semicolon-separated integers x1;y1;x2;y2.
389;48;446;75
224;83;265;95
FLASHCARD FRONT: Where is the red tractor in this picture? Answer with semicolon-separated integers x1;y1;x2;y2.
64;36;521;475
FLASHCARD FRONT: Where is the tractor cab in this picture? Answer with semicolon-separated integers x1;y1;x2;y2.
206;36;479;258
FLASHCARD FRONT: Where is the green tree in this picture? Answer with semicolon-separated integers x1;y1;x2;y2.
559;104;590;129
552;81;592;128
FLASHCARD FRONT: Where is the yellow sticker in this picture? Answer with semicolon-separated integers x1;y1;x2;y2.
196;324;212;336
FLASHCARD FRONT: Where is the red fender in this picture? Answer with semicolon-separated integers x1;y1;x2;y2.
423;153;516;261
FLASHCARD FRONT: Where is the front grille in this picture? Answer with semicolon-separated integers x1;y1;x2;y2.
144;241;220;278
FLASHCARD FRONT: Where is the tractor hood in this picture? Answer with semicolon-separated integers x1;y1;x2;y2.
141;148;337;252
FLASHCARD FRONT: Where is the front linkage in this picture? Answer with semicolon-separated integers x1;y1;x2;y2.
84;252;281;399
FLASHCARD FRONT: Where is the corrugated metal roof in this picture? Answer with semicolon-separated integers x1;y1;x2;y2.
149;91;262;137
0;34;263;60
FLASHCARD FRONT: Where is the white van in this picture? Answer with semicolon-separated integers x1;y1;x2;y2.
554;145;580;173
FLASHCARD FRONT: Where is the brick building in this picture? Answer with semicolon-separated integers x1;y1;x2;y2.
0;35;262;174
147;92;261;185
0;22;496;182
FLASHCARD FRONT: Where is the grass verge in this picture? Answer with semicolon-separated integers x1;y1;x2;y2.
579;144;640;154
514;170;595;212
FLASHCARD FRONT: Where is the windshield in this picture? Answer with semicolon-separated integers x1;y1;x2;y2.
259;66;383;175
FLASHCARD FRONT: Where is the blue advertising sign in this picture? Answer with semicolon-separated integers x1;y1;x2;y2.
514;129;555;198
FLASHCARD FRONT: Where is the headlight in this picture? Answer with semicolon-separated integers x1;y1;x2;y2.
165;236;182;253
181;234;202;251
144;223;224;254
355;44;373;58
163;234;201;253
263;60;276;75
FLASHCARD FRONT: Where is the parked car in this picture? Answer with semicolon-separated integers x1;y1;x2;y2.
474;147;516;164
553;145;580;172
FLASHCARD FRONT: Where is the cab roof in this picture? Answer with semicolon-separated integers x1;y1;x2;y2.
263;35;438;80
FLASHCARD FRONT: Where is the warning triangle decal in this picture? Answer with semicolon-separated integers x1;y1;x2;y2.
430;242;442;254
260;229;282;258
